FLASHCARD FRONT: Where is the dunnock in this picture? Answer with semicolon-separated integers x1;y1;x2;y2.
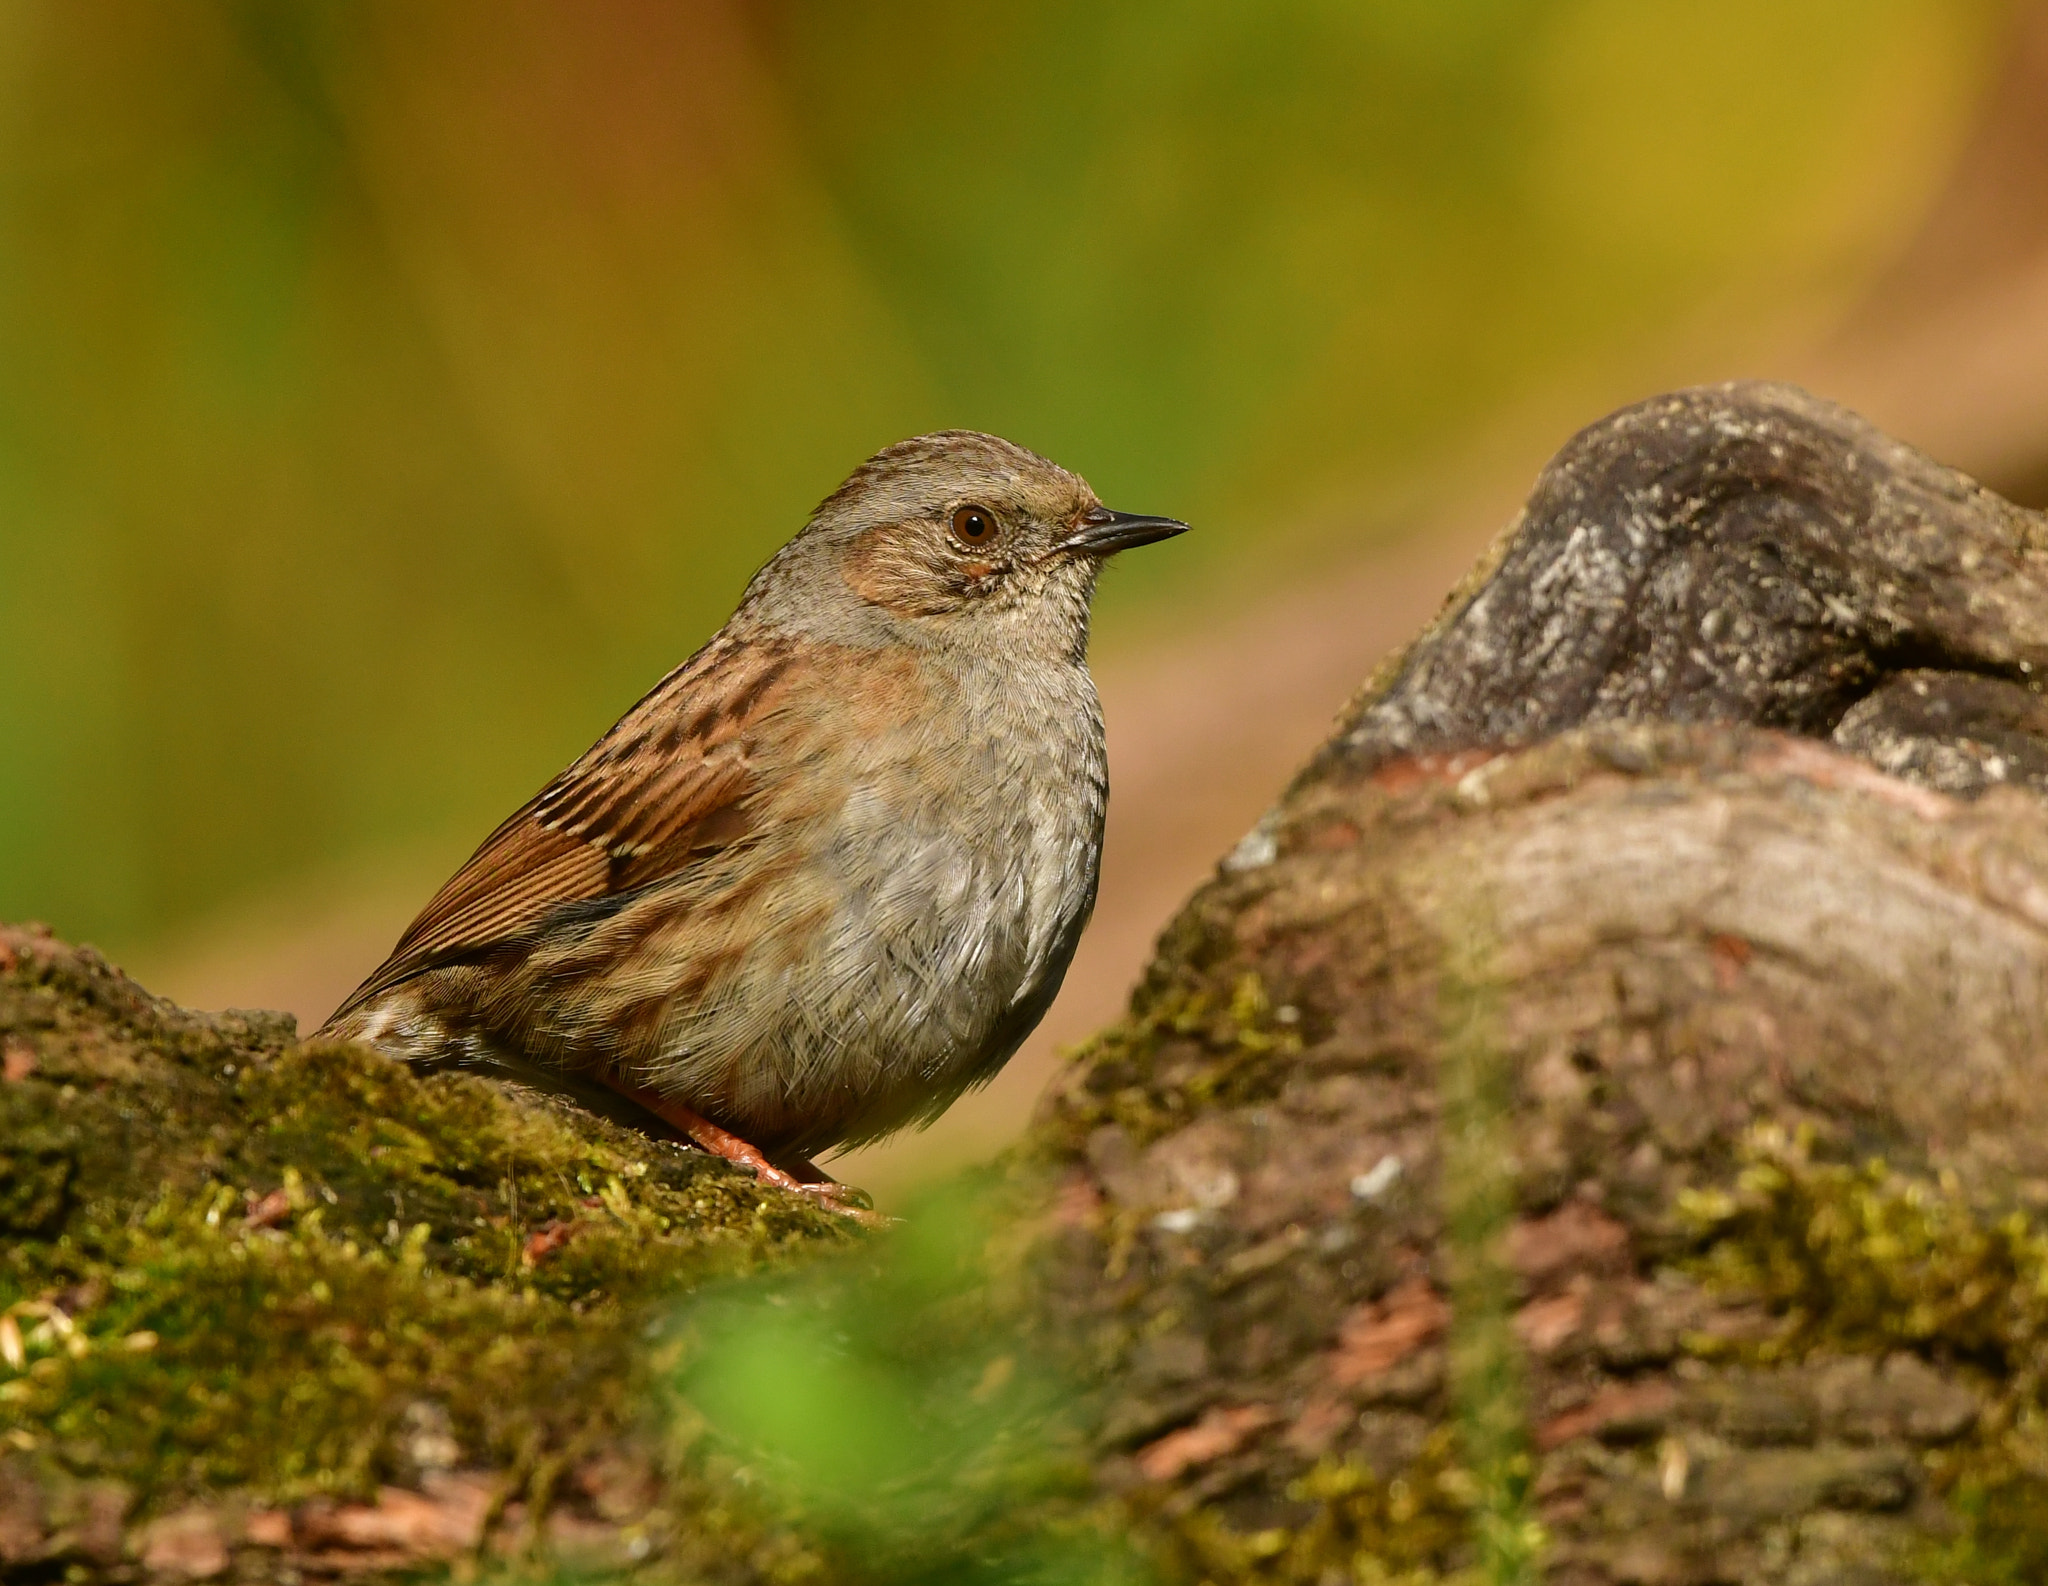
320;431;1185;1213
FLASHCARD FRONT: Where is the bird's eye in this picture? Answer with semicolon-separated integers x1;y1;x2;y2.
950;504;1000;547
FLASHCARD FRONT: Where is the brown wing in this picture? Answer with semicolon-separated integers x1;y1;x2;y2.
327;638;793;1021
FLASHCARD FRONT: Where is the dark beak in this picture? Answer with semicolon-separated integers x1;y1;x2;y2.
1060;505;1190;556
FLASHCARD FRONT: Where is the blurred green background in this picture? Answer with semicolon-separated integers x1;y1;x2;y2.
0;0;2014;978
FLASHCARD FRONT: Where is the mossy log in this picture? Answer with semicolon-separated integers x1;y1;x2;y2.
1031;384;2048;1584
11;383;2048;1584
0;927;858;1580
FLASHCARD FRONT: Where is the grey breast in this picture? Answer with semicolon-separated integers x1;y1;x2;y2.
764;655;1108;1152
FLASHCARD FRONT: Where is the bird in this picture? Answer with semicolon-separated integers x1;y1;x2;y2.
319;430;1186;1215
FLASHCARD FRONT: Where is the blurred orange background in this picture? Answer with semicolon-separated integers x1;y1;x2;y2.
4;0;2044;1203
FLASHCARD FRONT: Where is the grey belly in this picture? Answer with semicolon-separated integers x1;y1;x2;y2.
658;798;1097;1158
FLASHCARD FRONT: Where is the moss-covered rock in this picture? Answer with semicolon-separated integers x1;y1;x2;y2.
0;921;856;1581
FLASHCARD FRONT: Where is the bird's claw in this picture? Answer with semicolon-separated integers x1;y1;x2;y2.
595;1076;891;1224
786;1176;890;1227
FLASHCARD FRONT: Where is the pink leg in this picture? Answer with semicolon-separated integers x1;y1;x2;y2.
597;1075;881;1225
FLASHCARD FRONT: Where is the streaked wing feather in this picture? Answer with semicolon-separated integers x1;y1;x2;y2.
329;640;789;1020
386;822;606;965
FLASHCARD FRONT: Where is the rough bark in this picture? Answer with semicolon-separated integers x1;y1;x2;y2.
1034;721;2048;1584
11;383;2048;1583
1029;384;2048;1584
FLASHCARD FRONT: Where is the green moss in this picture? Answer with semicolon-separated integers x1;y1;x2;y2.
1045;970;1305;1154
1677;1125;2036;1365
7;1187;618;1498
0;937;855;1534
1132;1436;1482;1586
1679;1125;2048;1583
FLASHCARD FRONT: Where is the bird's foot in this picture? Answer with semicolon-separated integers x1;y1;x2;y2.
602;1078;885;1226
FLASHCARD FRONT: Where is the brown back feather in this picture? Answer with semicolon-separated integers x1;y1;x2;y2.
325;639;791;1023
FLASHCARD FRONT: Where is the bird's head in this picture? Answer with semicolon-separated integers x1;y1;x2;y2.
748;431;1186;665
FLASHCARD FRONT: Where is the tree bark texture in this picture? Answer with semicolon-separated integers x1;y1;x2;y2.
10;383;2048;1583
1030;384;2048;1584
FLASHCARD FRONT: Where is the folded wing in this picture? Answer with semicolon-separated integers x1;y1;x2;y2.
325;638;793;1023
